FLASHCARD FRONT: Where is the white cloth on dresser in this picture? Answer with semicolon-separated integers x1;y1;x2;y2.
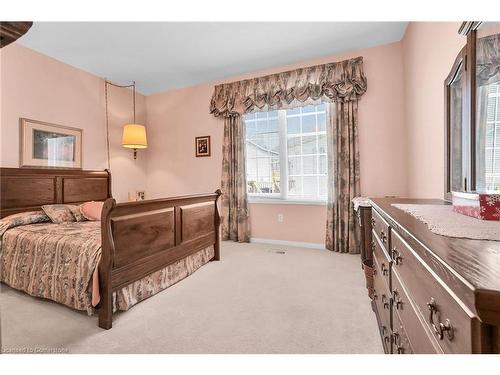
392;204;500;241
352;197;372;212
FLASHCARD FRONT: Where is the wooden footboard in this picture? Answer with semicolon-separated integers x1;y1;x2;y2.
98;190;221;329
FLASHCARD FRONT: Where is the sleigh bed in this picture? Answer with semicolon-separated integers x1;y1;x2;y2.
0;167;221;329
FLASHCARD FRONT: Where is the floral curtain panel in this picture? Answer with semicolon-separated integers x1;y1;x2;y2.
220;116;250;242
325;101;361;253
210;56;367;249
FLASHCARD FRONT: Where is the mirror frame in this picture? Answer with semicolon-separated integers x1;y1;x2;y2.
444;21;483;200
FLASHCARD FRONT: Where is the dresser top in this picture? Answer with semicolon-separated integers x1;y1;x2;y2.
371;198;500;324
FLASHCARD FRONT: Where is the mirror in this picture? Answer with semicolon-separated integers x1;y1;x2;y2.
475;23;500;192
449;56;466;192
445;47;467;197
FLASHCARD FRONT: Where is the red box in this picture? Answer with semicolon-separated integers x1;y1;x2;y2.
452;191;500;221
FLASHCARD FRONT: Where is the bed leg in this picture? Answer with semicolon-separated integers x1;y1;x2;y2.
213;241;220;261
98;292;113;330
213;189;222;261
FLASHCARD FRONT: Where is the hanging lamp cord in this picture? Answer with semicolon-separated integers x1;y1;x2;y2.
104;79;137;170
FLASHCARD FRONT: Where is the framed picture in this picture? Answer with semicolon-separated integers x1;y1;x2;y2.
195;136;211;157
20;118;82;169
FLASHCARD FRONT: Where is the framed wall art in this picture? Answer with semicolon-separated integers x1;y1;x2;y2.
20;118;83;169
195;135;211;157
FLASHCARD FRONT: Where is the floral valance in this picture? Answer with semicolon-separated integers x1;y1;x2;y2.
210;56;367;117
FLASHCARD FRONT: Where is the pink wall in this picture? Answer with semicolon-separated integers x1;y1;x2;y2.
0;44;148;202
401;22;466;198
249;204;326;244
146;41;407;244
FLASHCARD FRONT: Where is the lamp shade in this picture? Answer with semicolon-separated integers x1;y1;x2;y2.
122;124;148;149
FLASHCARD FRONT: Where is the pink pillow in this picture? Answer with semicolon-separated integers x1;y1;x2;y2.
80;201;104;221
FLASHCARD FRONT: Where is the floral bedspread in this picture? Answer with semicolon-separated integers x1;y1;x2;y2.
0;211;101;314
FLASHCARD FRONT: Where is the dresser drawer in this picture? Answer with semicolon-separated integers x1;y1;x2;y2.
392;269;442;353
373;255;392;333
372;231;391;292
371;208;390;254
390;229;475;353
392;312;413;354
373;301;392;354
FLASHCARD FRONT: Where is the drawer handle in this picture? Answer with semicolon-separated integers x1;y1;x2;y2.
393;290;403;310
392;248;402;265
393;332;405;354
371;240;376;251
381;263;389;276
371;218;376;228
427;298;454;341
380;230;387;243
381;294;390;309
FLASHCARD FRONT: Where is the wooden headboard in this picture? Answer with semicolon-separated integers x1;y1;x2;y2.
0;168;111;218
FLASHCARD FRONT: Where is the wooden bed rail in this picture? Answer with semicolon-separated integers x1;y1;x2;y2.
98;190;222;329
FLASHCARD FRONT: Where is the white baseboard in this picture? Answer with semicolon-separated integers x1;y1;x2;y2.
250;237;325;250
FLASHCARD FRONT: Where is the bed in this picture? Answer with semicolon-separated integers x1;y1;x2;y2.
0;167;221;329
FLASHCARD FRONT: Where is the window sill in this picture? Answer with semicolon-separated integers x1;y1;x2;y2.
248;198;327;206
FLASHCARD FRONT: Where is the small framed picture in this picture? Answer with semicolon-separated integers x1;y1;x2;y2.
20;118;82;169
195;136;211;157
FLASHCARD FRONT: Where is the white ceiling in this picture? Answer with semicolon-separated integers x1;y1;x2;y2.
18;22;408;95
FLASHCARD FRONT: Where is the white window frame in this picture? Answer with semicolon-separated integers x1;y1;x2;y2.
245;105;328;205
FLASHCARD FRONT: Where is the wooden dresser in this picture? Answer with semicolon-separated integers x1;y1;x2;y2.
369;198;500;354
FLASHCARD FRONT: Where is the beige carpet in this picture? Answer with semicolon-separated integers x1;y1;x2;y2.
0;241;382;353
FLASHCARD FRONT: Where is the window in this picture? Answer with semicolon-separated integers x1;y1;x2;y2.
245;104;328;202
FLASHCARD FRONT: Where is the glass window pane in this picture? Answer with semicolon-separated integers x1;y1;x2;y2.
256;120;268;133
246;159;257;176
284;103;329;200
257;158;270;176
302;105;315;113
302;155;317;174
245;110;281;196
246;122;257;135
268;118;279;132
319;154;327;174
287;116;300;134
246;141;256;157
302;135;317;154
318;112;326;131
318;134;327;154
302;114;316;133
287;136;301;155
268;110;278;119
288;176;302;195
303;176;317;197
268;133;280;153
288;156;301;175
